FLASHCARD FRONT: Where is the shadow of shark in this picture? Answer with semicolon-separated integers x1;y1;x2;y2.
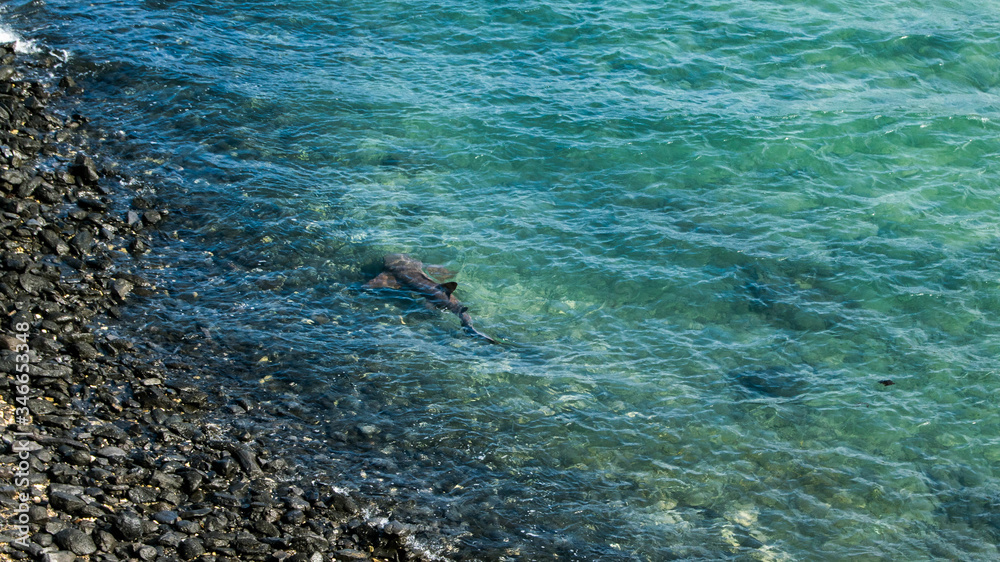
364;253;499;344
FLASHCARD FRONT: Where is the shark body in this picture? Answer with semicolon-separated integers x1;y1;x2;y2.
365;254;498;344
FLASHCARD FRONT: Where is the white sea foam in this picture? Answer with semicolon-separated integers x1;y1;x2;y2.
0;22;39;54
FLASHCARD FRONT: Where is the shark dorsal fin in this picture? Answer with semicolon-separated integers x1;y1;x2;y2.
440;282;458;296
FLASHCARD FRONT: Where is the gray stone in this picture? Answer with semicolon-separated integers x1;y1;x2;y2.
234;533;268;554
283;509;305;525
114;511;144;540
111;278;133;301
142;210;162;225
126;486;158;504
70;153;99;184
178;537;205;560
48;491;86;514
95;446;127;458
157;530;184;547
289;534;329;553
232;445;262;477
53;527;96;555
150;471;183;490
333;549;369;561
152;509;179;524
69;229;94;254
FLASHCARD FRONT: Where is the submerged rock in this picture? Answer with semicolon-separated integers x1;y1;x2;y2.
731;366;811;398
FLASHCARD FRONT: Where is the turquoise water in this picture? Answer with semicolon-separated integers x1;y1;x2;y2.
7;0;1000;558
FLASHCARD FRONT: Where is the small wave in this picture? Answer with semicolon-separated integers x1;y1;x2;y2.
0;23;39;54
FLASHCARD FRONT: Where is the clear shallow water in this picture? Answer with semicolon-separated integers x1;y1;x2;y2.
7;0;1000;558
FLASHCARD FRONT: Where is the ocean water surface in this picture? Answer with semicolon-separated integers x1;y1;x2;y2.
5;0;1000;558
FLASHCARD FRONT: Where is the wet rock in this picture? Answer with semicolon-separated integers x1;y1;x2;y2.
40;229;69;255
143;209;162;225
334;549;370;561
211;492;242;508
24;95;44;110
19;271;53;293
1;168;26;186
232;444;263;477
111;278;133;301
17;175;41;197
129;237;149;254
76;196;107;211
93;423;128;442
70;153;100;185
70;229;94;254
213;457;238;478
70;341;99;361
285;496;310;511
328;491;360;515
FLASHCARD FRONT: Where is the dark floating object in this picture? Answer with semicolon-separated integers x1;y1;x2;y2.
878;379;895;386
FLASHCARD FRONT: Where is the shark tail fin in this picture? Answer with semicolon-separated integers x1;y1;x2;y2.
465;325;499;345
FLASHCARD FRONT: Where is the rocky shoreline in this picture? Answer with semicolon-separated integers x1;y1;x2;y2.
0;43;448;562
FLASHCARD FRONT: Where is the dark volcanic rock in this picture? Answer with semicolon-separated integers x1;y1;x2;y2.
70;229;94;254
48;491;86;514
70;341;99;360
235;532;269;554
114;511;145;540
178;537;205;560
70;153;100;184
150;470;184;491
152;509;179;524
232;444;263;477
53;527;96;555
111;278;133;301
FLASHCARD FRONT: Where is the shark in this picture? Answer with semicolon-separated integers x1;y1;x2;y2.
364;253;499;344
